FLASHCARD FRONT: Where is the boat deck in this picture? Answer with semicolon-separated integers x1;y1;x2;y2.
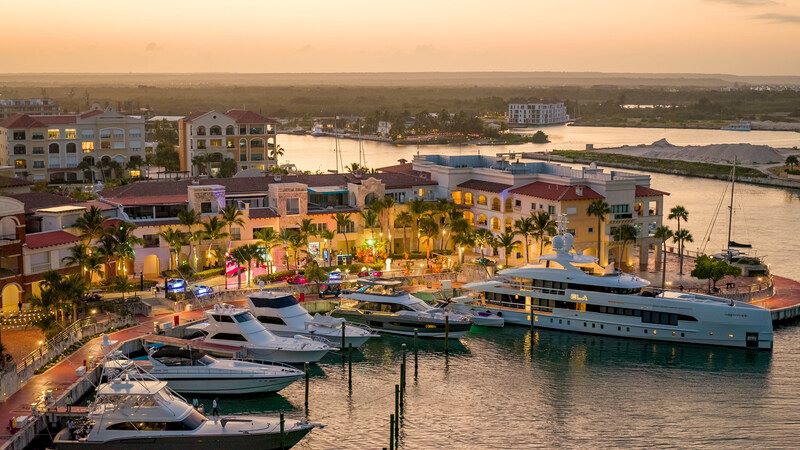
142;334;245;358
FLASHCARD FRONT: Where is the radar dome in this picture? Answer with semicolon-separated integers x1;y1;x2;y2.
551;235;564;251
563;233;574;250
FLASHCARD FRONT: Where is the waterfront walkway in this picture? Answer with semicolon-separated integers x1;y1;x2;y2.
0;309;204;443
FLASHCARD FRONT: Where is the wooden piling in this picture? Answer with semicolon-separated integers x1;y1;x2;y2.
444;315;449;354
341;322;346;351
348;343;353;392
390;414;395;450
279;413;285;449
413;329;418;379
304;362;309;412
394;383;400;442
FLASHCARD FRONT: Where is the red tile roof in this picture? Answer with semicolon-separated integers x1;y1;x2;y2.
378;162;430;179
8;192;78;214
226;109;276;124
0;114;46;128
0;176;33;188
635;185;670;197
25;230;80;250
183;111;209;121
457;179;512;193
79;109;105;119
510;182;604;201
112;194;188;206
34;115;78;125
79;200;118;211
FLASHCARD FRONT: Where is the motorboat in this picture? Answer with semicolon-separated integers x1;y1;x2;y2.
104;347;303;395
455;231;773;349
246;291;377;349
53;366;321;449
434;297;504;328
330;278;473;338
189;304;333;364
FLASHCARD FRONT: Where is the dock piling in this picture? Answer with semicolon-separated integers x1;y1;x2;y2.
390;414;395;450
341;322;346;356
394;383;400;441
413;329;418;379
348;343;353;392
444;315;449;354
304;362;309;413
279;413;285;449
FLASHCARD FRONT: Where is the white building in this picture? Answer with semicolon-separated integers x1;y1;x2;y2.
508;102;569;126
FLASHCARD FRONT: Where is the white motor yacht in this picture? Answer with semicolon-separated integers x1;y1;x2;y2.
246;291;377;349
104;348;304;395
455;232;773;349
434;297;505;328
190;304;333;364
331;278;473;338
53;370;321;449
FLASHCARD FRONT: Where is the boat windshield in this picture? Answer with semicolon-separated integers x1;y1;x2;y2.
196;355;215;366
406;299;432;312
357;284;402;296
233;312;256;323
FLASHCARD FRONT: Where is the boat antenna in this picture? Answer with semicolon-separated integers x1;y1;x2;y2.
726;157;736;259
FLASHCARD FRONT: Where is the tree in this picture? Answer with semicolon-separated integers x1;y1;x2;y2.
406;198;429;252
74;206;106;242
304;260;328;297
473;228;495;260
691;255;741;293
587;200;611;265
451;227;475;264
531;130;549;143
496;230;521;266
318;229;335;266
233;243;263;286
62;243;102;282
146;142;180;172
360;209;379;242
530;211;558;261
285;231;307;270
513;217;535;263
201;216;228;265
254;227;280;273
786;155;799;168
417;215;439;261
654;225;673;290
192;155;209;176
668;205;689;273
298;218;319;247
334;212;353;255
178;209;201;269
615;224;639;269
220;204;245;247
159;227;185;270
269;144;285;165
109;222;143;277
217;158;237;178
672;229;694;275
394;211;413;254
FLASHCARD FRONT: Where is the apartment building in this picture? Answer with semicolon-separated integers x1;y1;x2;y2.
412;154;668;268
0;107;145;183
0;98;60;120
177;109;278;175
507;102;569;126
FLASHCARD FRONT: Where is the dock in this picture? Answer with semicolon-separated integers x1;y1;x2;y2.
751;275;800;323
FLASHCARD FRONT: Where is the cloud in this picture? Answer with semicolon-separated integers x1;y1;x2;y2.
753;12;800;23
144;42;162;52
706;0;779;6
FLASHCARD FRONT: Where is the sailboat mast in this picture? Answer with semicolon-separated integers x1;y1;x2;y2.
727;157;736;255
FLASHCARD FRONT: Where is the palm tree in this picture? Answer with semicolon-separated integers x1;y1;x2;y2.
254;227;280;273
159;227;185;270
178;209;201;269
62;243;92;280
286;231;307;270
220;204;245;247
200;216;228;265
318;229;335;265
380;195;396;246
513;217;535;263
654;225;674;290
233;243;262;286
298;218;318;249
451;227;475;264
304;260;328;296
110;222;143;277
334;212;353;255
394;211;413;254
616;224;639;269
473;228;495;260
672;228;694;275
269;144;285;165
530;211;558;261
360;209;379;242
417;215;439;261
587;200;611;265
406;198;428;252
496;230;521;267
97;233;118;279
74;206;105;242
668;205;689;270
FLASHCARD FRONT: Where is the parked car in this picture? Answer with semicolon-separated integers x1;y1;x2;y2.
286;273;308;285
318;282;342;299
192;285;214;298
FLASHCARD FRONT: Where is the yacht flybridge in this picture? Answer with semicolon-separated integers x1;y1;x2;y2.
53;364;320;449
190;304;333;363
455;232;773;349
246;291;377;349
331;278;472;338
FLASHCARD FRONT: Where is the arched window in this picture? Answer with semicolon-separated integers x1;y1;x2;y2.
239;138;247;149
504;218;513;232
477;214;488;226
113;155;125;164
66;143;77;153
477;195;487;206
48;143;60;154
504;197;513;213
101;155;111;164
491;197;501;211
451;191;463;205
250;138;264;148
0;216;18;238
267;137;275;148
225;125;235;135
209;126;222;136
196;126;206;136
365;193;379;205
13;144;25;155
491;217;500;231
463;211;474;224
464;192;473;205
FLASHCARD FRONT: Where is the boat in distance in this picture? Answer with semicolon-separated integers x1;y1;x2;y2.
246;290;377;348
454;232;773;349
330;278;473;338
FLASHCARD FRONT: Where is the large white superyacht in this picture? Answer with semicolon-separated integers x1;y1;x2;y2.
455;232;773;349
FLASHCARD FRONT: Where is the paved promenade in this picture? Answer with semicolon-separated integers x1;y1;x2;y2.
0;309;204;442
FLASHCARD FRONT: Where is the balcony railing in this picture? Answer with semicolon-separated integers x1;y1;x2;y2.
30;262;52;273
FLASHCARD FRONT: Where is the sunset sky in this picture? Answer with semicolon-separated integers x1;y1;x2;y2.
2;0;800;74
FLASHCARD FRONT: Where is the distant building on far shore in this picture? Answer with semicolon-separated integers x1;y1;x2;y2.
507;102;569;126
0;98;60;120
377;121;392;137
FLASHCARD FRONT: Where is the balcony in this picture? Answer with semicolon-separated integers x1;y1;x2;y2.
31;262;52;273
613;213;633;220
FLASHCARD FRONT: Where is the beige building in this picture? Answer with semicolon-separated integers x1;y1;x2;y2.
0;98;60;120
0;107;145;183
177;109;278;175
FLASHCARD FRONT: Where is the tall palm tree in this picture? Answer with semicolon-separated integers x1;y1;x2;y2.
672;228;694;275
473;228;495;260
668;205;689;270
286;232;307;270
158;227;185;270
334;212;353;255
110;222;143;277
496;230;521;267
269;144;285;165
254;227;280;273
530;211;558;261
513;217;535;263
616;223;639;269
62;243;92;280
318;229;335;265
201;216;228;265
97;233;118;279
298;218;318;249
587;199;611;265
451;227;475;264
406;198;428;252
220;204;245;247
360;209;379;242
74;206;105;242
380;195;396;246
654;225;674;290
233;243;263;287
417;215;439;261
178;209;201;269
393;211;413;254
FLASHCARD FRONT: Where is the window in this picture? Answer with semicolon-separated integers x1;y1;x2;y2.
209;126;222;136
32;131;44;140
504;198;513;213
239;138;247;148
225;125;235;135
80;130;94;139
250;126;264;134
196;126;206;136
258;316;288;325
240;126;247;134
142;234;159;248
566;207;577;215
14;159;26;168
81;141;94;153
200;202;212;213
64;129;77;139
548;205;556;214
32;146;44;154
130;128;142;138
464;192;473;205
196;140;206;150
418;188;425;197
250;138;264;148
337;220;355;234
515;199;521;208
210;139;222;147
231;227;241;240
226;138;235;149
285;198;300;215
240;153;247;161
490;217;500;231
113;141;125;149
112;129;124;139
13;145;25;155
477;214;488;226
66;143;77;153
101;141;111;149
33;160;44;168
47;129;60;139
100;129;111;139
49;143;59;154
477;195;487;206
211;332;247;341
12;130;25;140
251;153;264;161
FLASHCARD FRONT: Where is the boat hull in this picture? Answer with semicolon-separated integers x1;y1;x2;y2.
270;329;372;349
330;311;471;338
246;347;330;364
156;375;302;394
54;426;313;449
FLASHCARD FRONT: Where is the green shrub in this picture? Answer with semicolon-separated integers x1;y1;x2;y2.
193;267;224;280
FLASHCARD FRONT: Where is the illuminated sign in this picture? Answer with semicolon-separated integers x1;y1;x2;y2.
570;293;588;302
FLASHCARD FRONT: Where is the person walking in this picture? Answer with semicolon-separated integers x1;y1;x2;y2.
211;398;220;417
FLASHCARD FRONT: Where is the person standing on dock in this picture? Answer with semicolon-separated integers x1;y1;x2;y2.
212;398;220;417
